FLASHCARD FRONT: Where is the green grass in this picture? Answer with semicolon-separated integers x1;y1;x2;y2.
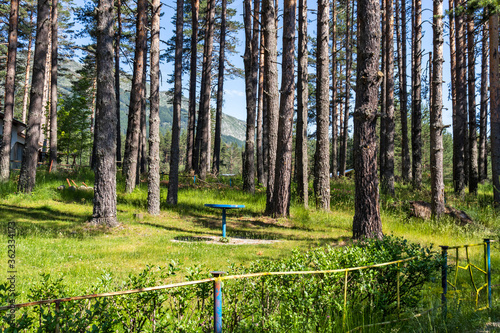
0;169;499;331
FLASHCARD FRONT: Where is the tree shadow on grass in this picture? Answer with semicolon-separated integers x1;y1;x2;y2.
142;219;351;245
0;204;106;239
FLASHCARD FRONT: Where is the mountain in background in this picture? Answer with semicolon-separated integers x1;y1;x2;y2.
61;60;246;146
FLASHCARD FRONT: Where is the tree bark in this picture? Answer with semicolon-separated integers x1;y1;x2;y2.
467;14;478;194
22;9;34;124
382;0;395;195
139;42;148;177
396;0;410;182
115;0;122;167
479;19;489;182
353;0;383;239
314;0;329;209
271;0;295;217
0;0;19;181
91;0;118;227
256;23;265;186
411;0;422;188
123;0;147;192
243;0;260;193
331;0;338;178
454;0;467;195
196;0;215;179
148;0;161;214
296;0;308;207
490;14;500;206
167;0;183;205
264;0;279;214
339;0;352;177
18;0;50;193
213;0;226;176
448;0;457;185
49;0;58;172
430;0;445;218
186;0;199;172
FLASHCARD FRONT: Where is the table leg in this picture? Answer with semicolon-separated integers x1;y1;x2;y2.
222;208;226;237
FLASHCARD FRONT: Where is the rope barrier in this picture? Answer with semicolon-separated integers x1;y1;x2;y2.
0;257;417;311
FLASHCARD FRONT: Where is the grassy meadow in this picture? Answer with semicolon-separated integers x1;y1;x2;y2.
0;168;499;331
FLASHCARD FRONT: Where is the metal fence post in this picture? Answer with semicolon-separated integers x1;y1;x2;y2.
55;301;60;333
211;271;225;333
484;239;491;308
222;209;227;238
440;246;448;314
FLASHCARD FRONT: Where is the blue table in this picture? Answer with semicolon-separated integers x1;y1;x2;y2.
204;204;245;237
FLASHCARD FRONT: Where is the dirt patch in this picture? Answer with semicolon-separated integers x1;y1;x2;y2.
172;235;282;245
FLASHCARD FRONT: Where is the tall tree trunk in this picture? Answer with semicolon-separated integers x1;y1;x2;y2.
186;0;199;172
340;0;352;177
271;0;295;217
148;0;161;214
430;0;445;218
139;43;148;178
213;0;226;176
256;27;265;185
314;0;329;209
0;0;19;181
49;0;58;172
331;0;338;178
381;0;395;195
396;0;410;182
243;0;260;193
490;14;500;206
454;0;467;195
380;0;387;181
264;0;279;214
467;14;478;194
196;0;215;179
22;10;34;124
92;0;118;227
448;0;457;185
167;0;183;205
296;0;308;207
115;0;122;167
123;0;147;192
18;0;50;193
411;0;422;188
479;19;489;182
353;0;383;239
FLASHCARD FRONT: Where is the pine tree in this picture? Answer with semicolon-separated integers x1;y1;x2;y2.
353;0;383;239
123;0;147;193
18;0;50;193
0;0;19;181
411;0;423;188
467;12;478;194
490;13;500;206
271;0;295;217
49;0;58;172
430;0;445;217
314;0;329;209
264;0;279;214
91;0;118;227
167;0;184;205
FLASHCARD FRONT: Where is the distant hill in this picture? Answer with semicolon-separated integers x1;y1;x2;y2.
61;60;246;147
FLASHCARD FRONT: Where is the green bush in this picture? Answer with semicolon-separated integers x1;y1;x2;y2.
0;237;442;332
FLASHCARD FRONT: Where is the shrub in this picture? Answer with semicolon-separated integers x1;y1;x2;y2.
0;237;442;332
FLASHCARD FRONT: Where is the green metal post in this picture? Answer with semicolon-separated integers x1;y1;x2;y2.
484;239;491;308
440;246;448;315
